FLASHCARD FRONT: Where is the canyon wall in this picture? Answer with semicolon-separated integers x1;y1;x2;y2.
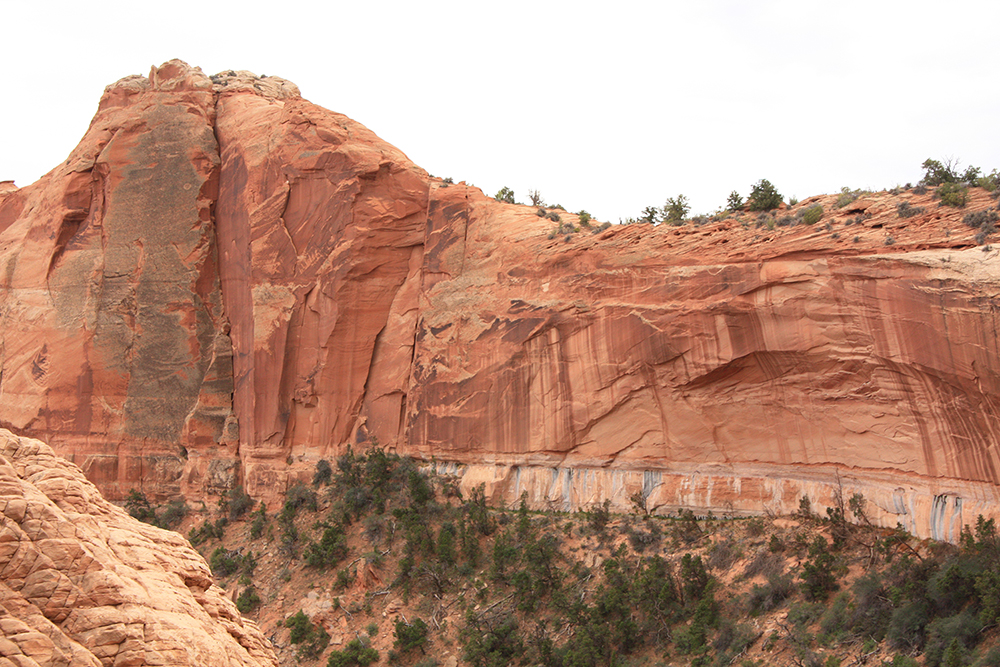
1;60;999;539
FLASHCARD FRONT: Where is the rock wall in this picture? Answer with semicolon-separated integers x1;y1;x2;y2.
0;429;276;667
434;461;996;543
2;59;1000;539
0;61;237;501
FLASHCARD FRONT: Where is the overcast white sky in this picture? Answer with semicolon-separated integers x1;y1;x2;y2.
3;0;998;223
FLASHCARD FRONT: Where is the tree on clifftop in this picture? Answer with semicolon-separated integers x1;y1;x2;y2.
495;186;515;204
747;179;782;211
663;194;690;224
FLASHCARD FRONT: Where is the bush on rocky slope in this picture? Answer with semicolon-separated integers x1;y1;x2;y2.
181;449;1000;667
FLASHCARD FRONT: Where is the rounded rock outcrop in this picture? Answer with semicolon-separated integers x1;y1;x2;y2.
0;429;277;667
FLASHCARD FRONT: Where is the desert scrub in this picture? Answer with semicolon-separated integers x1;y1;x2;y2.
975;169;1000;192
747;573;795;615
706;537;742;570
327;637;378;667
224;485;254;519
284;609;331;660
834;187;864;209
755;213;775;229
394;617;430;656
189;517;227;546
125;489;158;525
494;186;515;203
158;499;189;528
304;522;349;568
963;208;997;230
249;503;268;539
236;585;261;613
284;483;318;514
801;204;824;225
210;547;244;577
550;221;578;238
897;201;926;218
963;208;998;244
937;182;969;208
313;459;333;487
626;521;662;552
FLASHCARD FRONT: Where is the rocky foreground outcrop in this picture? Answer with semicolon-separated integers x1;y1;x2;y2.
1;59;1000;540
0;429;276;666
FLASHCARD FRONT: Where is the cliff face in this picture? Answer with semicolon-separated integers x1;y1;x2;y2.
0;429;276;667
0;61;238;500
2;60;1000;539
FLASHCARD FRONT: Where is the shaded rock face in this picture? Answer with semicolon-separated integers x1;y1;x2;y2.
2;59;1000;539
0;429;276;667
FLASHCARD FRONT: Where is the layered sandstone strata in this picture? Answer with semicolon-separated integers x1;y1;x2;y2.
0;429;276;667
1;60;999;539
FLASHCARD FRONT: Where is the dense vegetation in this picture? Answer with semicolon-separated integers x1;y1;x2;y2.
123;445;1000;667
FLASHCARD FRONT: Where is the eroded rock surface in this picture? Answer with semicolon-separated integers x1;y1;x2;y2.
0;429;276;667
2;59;1000;539
0;60;235;501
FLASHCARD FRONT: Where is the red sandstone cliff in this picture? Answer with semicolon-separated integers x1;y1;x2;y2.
1;60;999;540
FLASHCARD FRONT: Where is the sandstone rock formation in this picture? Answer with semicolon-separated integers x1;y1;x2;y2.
0;429;276;667
1;59;1000;540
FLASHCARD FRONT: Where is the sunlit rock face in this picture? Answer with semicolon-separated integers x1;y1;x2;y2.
0;429;277;667
2;59;1000;539
0;61;236;502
